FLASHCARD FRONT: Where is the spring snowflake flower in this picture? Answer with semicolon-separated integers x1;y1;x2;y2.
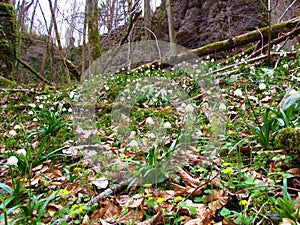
146;117;154;125
69;91;75;99
218;103;227;111
185;104;194;113
149;133;156;139
14;124;21;130
258;83;266;90
8;130;17;136
38;104;43;109
16;149;26;156
163;122;171;129
68;108;72;113
33;118;38;122
128;140;139;148
28;111;34;115
233;88;243;97
7;156;18;166
28;103;36;108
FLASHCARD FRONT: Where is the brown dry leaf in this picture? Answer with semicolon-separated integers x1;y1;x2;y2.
177;167;200;187
137;211;163;225
98;218;111;225
46;203;63;217
82;214;90;225
102;200;122;219
172;183;187;195
118;208;144;224
208;196;231;211
279;218;300;225
206;189;225;202
91;208;107;223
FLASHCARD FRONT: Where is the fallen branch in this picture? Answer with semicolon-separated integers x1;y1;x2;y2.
52;177;134;225
17;57;51;85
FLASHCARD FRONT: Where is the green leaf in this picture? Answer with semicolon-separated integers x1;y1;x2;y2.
0;183;13;195
220;207;231;216
282;91;300;111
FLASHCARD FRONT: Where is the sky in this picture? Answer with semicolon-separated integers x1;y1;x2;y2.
32;0;162;47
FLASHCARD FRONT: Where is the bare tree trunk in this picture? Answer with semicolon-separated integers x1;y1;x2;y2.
29;0;38;33
86;0;101;63
166;0;176;56
144;0;151;40
82;2;88;75
48;0;71;82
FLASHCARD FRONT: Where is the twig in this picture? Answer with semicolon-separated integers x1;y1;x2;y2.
52;178;134;225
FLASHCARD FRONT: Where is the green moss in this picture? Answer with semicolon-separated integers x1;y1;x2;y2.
276;127;300;154
0;2;16;79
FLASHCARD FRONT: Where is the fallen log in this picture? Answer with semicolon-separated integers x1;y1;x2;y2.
132;16;300;71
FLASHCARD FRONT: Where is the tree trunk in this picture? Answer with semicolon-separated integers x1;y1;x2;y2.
166;0;176;56
0;1;17;80
86;0;101;63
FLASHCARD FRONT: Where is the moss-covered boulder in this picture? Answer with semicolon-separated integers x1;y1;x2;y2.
276;127;300;155
0;1;16;80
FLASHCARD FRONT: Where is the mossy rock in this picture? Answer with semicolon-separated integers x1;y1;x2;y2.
276;127;300;154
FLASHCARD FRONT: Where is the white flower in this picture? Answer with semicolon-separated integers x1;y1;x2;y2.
258;83;266;90
62;107;67;112
68;108;72;113
234;89;243;97
33;118;38;122
7;156;18;166
8;130;17;136
163;122;171;129
219;103;227;111
104;85;109;91
14;125;21;130
128;140;139;148
28;111;34;115
149;133;156;139
29;103;36;108
16;149;26;156
283;64;289;69
185;104;194;113
38;104;43;109
146;117;154;125
69;91;75;99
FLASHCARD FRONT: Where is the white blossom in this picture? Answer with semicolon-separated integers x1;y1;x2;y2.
7;156;18;166
163;122;172;129
38;104;43;109
68;108;72;113
149;133;156;139
29;103;36;108
128;140;139;148
185;104;194;113
258;83;266;90
8;130;17;136
14;125;21;130
219;103;227;111
146;117;154;125
28;111;34;115
234;89;243;97
16;149;26;156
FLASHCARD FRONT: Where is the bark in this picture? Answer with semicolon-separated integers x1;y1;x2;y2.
132;16;300;70
86;0;101;62
48;0;80;81
144;0;151;40
166;0;176;56
184;16;300;62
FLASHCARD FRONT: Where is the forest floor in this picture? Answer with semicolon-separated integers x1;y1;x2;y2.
1;47;300;225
